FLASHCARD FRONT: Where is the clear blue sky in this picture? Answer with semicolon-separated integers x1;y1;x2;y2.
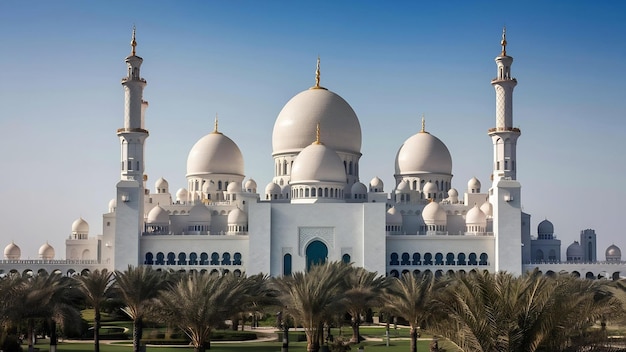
0;1;624;259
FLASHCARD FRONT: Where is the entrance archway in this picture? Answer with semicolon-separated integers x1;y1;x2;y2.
306;240;328;271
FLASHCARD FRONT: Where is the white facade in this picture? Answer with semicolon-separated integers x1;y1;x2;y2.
1;29;623;280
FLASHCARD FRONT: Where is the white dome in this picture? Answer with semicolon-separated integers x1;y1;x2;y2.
188;203;211;221
265;182;281;195
291;143;346;184
155;177;169;191
422;201;446;224
606;245;622;261
386;207;403;224
108;198;117;212
147;205;169;224
227;181;241;193
468;177;481;192
186;131;244;177
369;176;384;192
448;188;458;197
395;131;452;176
351;181;367;195
538;219;554;236
71;217;89;234
272;88;361;155
228;208;248;224
176;188;189;202
202;181;216;193
566;241;584;259
38;242;55;260
396;180;410;192
423;181;438;195
4;242;21;260
479;201;493;217
466;204;487;225
244;179;257;191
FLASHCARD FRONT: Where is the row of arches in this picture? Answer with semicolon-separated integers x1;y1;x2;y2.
389;252;489;266
144;251;243;266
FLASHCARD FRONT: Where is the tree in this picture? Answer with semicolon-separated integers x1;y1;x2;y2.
76;269;114;352
343;267;387;343
114;266;167;352
0;274;25;349
383;272;440;352
273;261;351;352
159;271;255;352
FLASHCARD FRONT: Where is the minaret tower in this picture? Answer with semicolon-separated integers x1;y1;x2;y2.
489;27;520;181
109;27;149;271
489;28;522;275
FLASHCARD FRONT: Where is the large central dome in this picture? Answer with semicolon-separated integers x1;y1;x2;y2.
186;131;244;177
272;88;362;156
395;131;452;175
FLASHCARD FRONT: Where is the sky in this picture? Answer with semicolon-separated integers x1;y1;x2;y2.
0;1;624;260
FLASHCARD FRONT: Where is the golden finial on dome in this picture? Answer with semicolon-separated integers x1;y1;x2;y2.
420;114;426;133
313;123;322;145
131;25;137;56
500;26;507;56
310;56;327;90
212;113;221;134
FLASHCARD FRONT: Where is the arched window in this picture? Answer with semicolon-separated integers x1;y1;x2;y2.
389;270;399;278
342;254;351;264
222;252;231;265
423;253;433;265
434;253;444;265
390;253;399;265
457;253;466;266
283;254;292;276
178;252;187;265
156;252;165;265
446;253;455;265
401;253;410;265
144;252;154;265
167;252;176;265
468;253;478;266
233;252;242;265
200;252;208;265
479;253;488;265
189;252;198;265
412;253;421;265
210;252;220;265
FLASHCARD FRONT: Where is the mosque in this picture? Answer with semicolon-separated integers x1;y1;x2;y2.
1;29;623;279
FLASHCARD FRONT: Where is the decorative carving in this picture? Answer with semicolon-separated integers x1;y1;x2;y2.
299;227;334;255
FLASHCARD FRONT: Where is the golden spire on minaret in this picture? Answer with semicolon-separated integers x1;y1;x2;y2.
212;113;221;134
420;114;426;133
313;123;322;144
131;26;137;56
500;26;507;56
310;56;327;90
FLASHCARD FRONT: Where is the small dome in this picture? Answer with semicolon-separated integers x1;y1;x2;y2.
386;207;403;224
467;177;481;193
176;188;189;202
272;88;361;156
265;182;281;195
448;188;458;197
395;131;452;176
244;179;257;192
466;204;487;225
188;203;212;222
228;208;248;224
291;143;346;184
202;181;216;193
396;180;410;193
155;177;169;191
369;176;384;192
108;198;117;212
422;201;446;223
4;242;21;260
537;219;554;236
351;182;367;195
479;200;493;217
227;181;241;193
147;205;169;224
38;242;55;260
71;217;89;234
423;181;438;195
566;241;584;259
187;131;244;177
606;244;622;261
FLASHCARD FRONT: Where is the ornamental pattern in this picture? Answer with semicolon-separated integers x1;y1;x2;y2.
298;227;334;255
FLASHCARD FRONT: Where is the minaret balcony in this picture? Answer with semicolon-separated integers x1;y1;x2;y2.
121;77;147;84
490;77;517;84
487;127;521;133
117;127;149;134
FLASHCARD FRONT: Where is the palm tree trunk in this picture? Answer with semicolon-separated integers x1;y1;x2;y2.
94;308;101;352
49;318;58;352
350;315;360;343
410;326;418;352
133;318;143;352
27;318;35;352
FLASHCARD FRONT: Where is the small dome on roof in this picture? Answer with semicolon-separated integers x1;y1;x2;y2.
395;129;452;176
291;143;346;184
38;242;55;260
369;176;384;192
448;188;458;197
188;203;211;221
386;207;403;224
566;241;584;260
480;201;493;217
202;180;216;193
351;181;367;195
71;217;89;234
227;181;241;193
108;198;117;212
466;204;487;225
265;182;281;195
228;208;248;224
155;177;169;191
244;179;257;191
147;205;169;224
176;188;189;202
422;201;446;224
396;180;410;193
606;244;622;262
468;177;481;193
4;241;21;260
187;130;244;178
423;181;438;195
538;219;554;236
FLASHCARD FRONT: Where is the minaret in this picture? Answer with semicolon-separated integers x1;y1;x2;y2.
110;27;149;271
489;28;522;275
489;27;520;181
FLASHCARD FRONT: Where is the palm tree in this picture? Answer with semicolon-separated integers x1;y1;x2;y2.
343;266;387;343
114;266;168;352
383;272;440;352
159;271;256;352
76;269;114;352
273;261;351;352
0;274;25;348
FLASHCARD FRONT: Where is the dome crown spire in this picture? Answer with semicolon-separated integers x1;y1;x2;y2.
310;56;327;90
212;113;222;134
131;25;137;56
500;26;507;56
